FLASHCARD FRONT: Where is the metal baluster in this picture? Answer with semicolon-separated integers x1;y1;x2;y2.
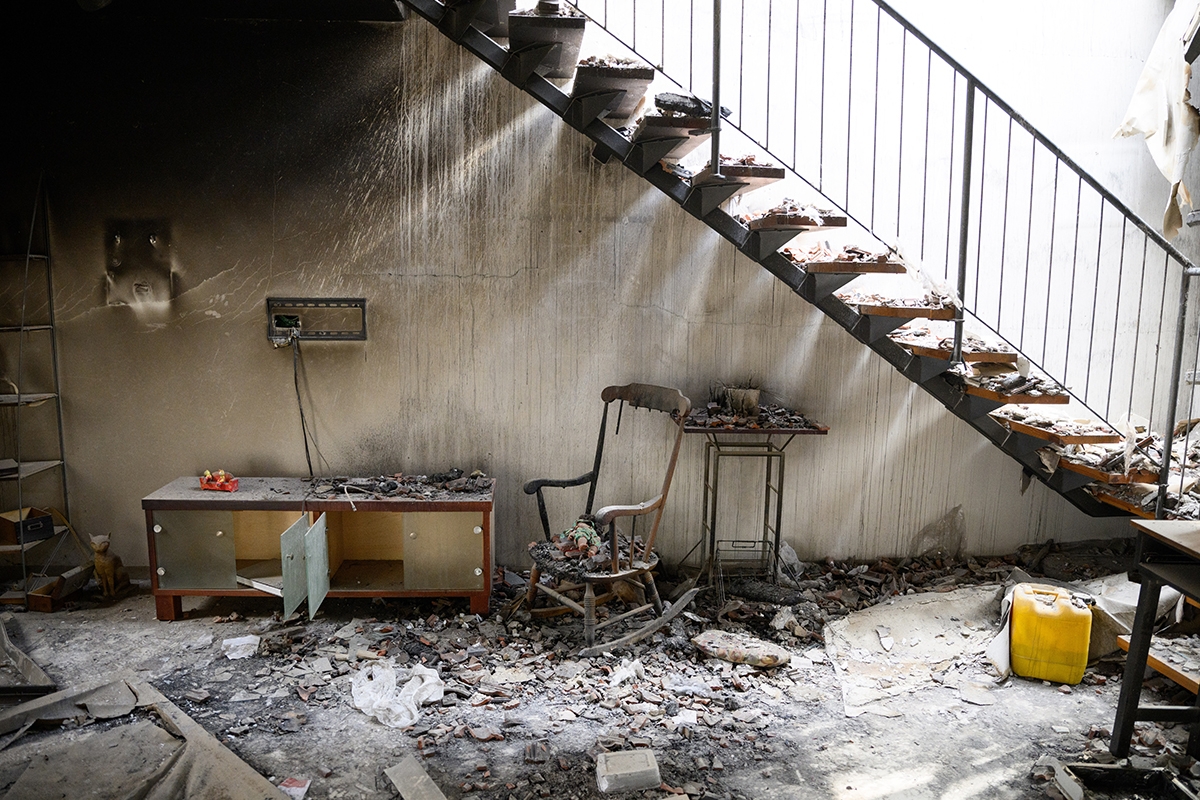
711;0;722;178
1084;201;1106;401
1105;218;1129;422
1127;238;1150;421
1157;272;1193;519
1019;134;1036;351
950;78;975;365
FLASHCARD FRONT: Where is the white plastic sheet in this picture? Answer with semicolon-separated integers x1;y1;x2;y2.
1115;0;1200;238
351;662;444;729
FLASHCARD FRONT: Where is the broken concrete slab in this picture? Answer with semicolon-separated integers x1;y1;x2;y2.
824;585;1002;716
82;679;137;719
385;754;448;800
596;749;661;793
0;679;286;799
0;619;54;699
691;630;791;667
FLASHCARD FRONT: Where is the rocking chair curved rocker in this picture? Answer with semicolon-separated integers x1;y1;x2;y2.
523;382;692;652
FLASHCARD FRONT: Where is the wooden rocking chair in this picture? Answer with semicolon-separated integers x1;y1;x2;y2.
523;383;692;652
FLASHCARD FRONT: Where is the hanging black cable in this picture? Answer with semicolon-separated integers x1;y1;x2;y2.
292;336;314;478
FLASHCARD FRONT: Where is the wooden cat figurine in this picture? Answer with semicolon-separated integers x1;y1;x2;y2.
91;535;130;599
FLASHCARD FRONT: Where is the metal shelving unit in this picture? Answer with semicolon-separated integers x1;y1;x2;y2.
2;184;89;603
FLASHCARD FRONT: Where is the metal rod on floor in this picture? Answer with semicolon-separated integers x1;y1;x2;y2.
711;0;723;178
951;78;976;364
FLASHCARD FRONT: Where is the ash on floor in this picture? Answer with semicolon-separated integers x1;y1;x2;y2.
0;537;1188;800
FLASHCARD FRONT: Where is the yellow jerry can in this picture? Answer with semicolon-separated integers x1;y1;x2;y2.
1010;582;1092;685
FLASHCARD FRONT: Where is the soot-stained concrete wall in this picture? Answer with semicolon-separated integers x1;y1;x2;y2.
1;8;1134;568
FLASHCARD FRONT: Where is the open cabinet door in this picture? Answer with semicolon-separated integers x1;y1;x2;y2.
281;514;309;619
305;513;330;618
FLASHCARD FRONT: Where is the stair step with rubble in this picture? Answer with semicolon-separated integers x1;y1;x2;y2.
1057;459;1160;486
738;208;848;260
889;324;1017;364
963;380;1069;407
792;258;907;302
686;161;786;202
748;209;849;231
631;114;712;161
1089;485;1154;518
989;413;1122;447
835;296;956;343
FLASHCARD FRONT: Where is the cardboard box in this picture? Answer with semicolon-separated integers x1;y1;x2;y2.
0;508;54;545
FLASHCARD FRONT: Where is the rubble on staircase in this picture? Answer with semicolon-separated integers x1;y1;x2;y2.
738;199;847;231
991;408;1122;446
889;322;1016;363
784;242;897;267
835;288;958;319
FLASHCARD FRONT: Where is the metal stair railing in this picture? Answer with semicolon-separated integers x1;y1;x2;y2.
573;0;1200;517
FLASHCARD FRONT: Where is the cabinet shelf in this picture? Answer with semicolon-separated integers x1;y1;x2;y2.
0;461;62;480
0;527;69;555
0;326;53;334
0;254;49;262
0;393;56;406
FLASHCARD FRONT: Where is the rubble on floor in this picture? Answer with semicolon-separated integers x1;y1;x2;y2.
9;536;1200;799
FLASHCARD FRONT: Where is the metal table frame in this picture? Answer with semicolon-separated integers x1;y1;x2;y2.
1111;519;1200;759
683;419;828;580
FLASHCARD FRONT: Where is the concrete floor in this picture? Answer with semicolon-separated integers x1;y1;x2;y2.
0;585;1177;800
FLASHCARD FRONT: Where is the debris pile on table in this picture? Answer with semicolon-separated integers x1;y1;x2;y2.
684;403;822;431
306;470;494;502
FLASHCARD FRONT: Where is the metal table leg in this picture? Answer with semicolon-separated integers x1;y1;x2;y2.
1111;576;1163;758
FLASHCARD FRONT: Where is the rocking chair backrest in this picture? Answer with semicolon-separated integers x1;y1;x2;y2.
596;383;691;559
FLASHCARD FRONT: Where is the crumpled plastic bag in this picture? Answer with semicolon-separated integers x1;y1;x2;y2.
610;658;644;687
351;662;444;728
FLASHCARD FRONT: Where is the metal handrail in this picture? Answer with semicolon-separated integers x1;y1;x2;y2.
869;0;1196;272
572;0;1198;517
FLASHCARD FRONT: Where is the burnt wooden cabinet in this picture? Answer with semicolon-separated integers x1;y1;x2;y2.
143;477;493;621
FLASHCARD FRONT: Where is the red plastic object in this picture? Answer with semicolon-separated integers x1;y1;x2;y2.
200;475;239;492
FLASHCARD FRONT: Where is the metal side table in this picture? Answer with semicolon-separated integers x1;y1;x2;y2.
1111;518;1200;759
683;412;828;582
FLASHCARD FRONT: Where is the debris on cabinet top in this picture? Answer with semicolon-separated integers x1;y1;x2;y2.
308;471;496;504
